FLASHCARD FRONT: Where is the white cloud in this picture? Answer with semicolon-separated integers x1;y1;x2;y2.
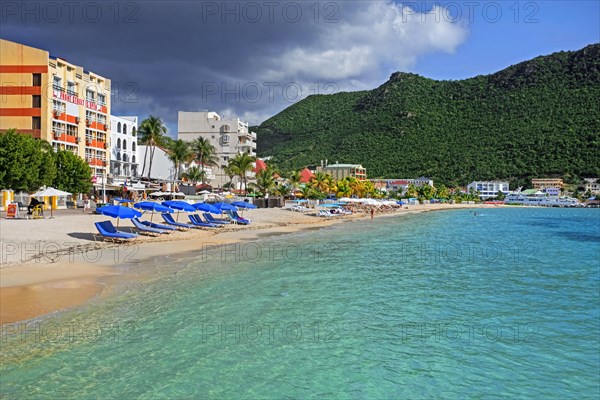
261;1;468;84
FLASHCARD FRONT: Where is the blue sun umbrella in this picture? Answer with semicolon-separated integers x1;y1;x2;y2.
231;201;257;209
96;205;142;227
213;202;238;211
134;201;173;222
193;202;222;214
162;200;196;221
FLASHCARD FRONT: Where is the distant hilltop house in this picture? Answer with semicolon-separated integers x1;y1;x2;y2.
177;111;257;188
532;178;564;190
467;181;510;200
583;178;600;194
316;161;367;181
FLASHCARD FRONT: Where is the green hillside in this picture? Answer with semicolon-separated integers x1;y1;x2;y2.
256;44;600;186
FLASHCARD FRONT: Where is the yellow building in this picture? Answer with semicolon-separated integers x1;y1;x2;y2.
532;178;564;190
316;162;367;181
0;39;111;183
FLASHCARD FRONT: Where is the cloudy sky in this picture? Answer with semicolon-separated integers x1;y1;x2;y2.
2;1;598;135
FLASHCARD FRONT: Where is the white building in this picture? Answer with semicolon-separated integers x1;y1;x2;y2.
110;116;139;182
584;178;600;195
467;181;510;199
137;145;177;182
177;111;257;188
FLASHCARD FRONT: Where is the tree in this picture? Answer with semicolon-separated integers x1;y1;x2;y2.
222;164;236;190
274;184;292;198
52;150;93;194
189;137;218;184
0;130;56;191
336;179;352;197
310;172;332;194
228;153;255;194
166;139;192;185
435;184;450;199
182;166;204;186
255;166;276;199
138;116;168;179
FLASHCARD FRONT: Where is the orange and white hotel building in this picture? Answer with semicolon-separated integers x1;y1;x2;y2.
0;39;111;184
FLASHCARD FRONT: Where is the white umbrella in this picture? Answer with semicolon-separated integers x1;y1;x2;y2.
30;187;72;218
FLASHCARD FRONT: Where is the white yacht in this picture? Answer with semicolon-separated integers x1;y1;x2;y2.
504;188;582;207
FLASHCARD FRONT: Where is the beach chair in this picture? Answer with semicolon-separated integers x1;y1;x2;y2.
188;214;220;228
139;220;177;231
203;213;230;225
230;210;250;223
94;221;138;242
225;210;250;225
131;218;168;236
161;213;194;230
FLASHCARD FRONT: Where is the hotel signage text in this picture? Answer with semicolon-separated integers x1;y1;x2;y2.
53;90;100;111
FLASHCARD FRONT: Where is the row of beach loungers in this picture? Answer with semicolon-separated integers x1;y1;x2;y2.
94;211;250;242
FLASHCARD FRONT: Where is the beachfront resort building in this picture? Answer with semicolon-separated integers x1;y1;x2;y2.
110;116;139;182
467;181;510;200
316;162;367;181
532;178;564;190
0;39;111;189
177;111;257;188
371;177;434;195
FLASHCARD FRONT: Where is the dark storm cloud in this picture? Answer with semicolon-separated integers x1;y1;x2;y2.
1;1;467;133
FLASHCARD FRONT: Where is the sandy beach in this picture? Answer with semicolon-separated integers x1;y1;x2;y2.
0;203;496;324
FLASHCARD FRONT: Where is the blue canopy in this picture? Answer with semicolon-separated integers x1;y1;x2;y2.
231;201;257;209
213;202;238;211
193;202;222;214
162;200;196;212
97;205;142;226
134;201;173;213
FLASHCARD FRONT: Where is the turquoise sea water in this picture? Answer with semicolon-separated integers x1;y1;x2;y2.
1;208;599;399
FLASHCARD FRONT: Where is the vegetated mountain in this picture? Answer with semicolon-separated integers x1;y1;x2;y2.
255;44;600;187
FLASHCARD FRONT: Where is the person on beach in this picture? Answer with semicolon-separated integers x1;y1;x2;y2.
370;208;375;220
83;196;90;213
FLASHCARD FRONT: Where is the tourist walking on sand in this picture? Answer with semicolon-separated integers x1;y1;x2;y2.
370;207;375;220
83;195;90;213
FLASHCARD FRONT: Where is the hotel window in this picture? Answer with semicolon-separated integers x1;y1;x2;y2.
123;125;128;135
86;110;95;123
66;124;78;136
117;122;121;133
67;81;76;95
98;93;106;106
86;89;95;102
117;138;121;148
132;142;136;151
123;140;127;150
86;129;93;142
32;95;41;108
32;74;41;87
32;117;41;130
53;76;62;91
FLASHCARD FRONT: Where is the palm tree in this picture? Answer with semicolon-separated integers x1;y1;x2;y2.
275;184;292;198
189;137;218;184
228;153;255;194
138;116;168;179
166;139;192;187
182;166;204;186
310;172;332;194
336;179;352;198
255;166;276;200
222;164;236;190
288;170;302;190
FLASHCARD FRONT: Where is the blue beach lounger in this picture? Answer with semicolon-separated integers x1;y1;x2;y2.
188;214;220;228
95;220;138;242
139;220;177;231
161;213;197;230
225;210;250;225
132;218;168;235
202;213;230;225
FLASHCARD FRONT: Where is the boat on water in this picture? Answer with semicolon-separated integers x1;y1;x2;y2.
504;188;582;207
